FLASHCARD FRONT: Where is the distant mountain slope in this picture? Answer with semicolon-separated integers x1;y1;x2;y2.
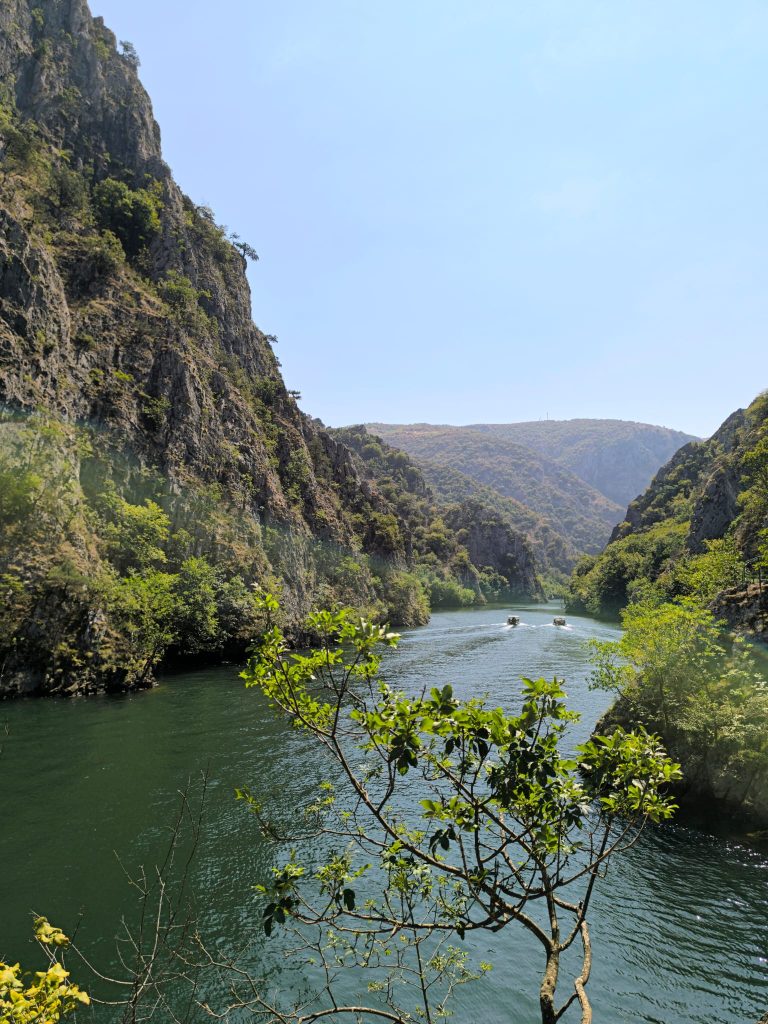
460;420;697;507
416;459;580;576
567;392;768;617
330;426;543;603
369;424;623;555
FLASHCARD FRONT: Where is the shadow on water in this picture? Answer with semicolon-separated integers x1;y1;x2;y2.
0;605;766;1022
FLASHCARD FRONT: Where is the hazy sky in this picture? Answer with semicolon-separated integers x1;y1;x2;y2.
91;1;767;438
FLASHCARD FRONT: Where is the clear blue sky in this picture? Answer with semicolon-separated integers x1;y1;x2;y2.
92;0;767;438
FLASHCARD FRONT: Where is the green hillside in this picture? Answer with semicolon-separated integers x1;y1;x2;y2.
368;423;623;554
567;392;768;618
415;459;579;577
465;419;697;506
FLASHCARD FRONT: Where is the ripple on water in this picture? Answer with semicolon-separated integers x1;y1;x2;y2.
1;607;767;1024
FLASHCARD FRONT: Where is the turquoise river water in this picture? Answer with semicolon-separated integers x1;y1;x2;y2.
1;604;767;1022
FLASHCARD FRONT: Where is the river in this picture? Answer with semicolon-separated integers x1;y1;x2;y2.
1;604;767;1022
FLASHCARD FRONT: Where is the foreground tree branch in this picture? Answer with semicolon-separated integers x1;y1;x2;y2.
237;592;681;1023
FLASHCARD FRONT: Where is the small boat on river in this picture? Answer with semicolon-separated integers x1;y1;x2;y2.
507;615;520;626
553;616;567;626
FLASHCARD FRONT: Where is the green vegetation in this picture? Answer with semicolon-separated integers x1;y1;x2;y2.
567;393;768;822
334;426;544;613
92;176;163;260
567;390;768;617
367;422;623;555
238;592;679;1023
119;39;140;69
0;416;542;694
419;458;578;577
567;521;689;616
0;919;89;1022
589;598;768;820
0;415;268;693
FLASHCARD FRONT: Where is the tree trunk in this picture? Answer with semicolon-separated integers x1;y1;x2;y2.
539;947;560;1024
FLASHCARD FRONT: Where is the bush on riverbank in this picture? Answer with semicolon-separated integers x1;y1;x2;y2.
589;598;768;824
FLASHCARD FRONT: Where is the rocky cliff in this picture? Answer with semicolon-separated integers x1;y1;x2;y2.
441;500;542;600
569;393;768;617
0;0;335;532
0;0;543;695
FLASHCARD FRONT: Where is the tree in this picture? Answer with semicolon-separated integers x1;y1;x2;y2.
237;593;680;1024
99;494;171;572
589;599;728;733
120;40;141;68
0;919;89;1022
92;177;162;259
588;598;768;803
228;232;259;262
742;435;768;505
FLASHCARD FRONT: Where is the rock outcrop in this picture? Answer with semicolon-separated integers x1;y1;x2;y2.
710;584;768;642
442;500;543;600
0;1;545;695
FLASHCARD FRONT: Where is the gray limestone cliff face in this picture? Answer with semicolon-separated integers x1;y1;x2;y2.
0;0;390;548
1;0;460;696
610;409;748;545
0;0;163;177
687;457;743;553
444;501;543;600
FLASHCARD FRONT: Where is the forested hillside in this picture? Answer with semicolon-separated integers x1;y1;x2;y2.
0;0;541;696
567;392;768;619
569;391;768;825
369;423;624;554
414;459;580;578
464;419;696;506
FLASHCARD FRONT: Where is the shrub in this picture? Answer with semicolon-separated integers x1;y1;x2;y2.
92;176;162;258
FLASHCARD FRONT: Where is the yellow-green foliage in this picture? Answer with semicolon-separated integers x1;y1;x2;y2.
590;598;768;778
0;416;267;687
674;536;745;603
92;176;162;259
0;919;89;1023
379;569;430;625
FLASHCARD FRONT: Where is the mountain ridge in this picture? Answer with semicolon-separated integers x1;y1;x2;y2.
368;422;626;555
461;419;697;507
369;419;697;505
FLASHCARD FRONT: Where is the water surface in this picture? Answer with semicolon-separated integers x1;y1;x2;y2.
1;604;766;1022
